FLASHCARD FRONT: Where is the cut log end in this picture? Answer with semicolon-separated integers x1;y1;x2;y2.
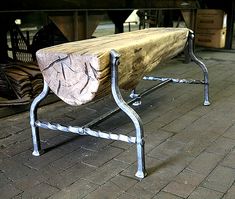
36;51;101;105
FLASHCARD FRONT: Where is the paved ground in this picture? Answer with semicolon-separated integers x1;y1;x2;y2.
1;48;235;199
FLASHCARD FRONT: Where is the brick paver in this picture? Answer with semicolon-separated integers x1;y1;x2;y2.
201;165;235;193
223;185;235;199
187;186;223;199
153;191;183;199
1;49;235;198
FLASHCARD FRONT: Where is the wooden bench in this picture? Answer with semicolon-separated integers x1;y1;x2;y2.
30;28;210;179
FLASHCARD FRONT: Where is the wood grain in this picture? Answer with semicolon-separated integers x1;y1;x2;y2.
36;28;189;106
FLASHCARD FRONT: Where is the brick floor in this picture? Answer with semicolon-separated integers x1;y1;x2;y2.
1;49;235;198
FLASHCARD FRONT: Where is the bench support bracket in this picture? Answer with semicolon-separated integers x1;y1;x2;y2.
29;50;147;179
142;31;210;106
29;80;49;156
110;50;146;178
188;31;210;106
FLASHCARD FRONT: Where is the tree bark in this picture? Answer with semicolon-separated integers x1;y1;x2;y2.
36;28;189;106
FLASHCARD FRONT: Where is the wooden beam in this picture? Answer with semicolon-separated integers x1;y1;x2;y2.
36;28;189;106
0;0;198;11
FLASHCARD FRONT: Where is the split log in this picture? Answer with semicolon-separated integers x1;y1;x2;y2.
36;28;190;106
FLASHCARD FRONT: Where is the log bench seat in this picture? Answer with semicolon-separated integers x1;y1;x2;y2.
30;28;210;179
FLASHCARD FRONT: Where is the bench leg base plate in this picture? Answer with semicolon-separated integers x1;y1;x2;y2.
135;170;147;179
204;100;210;106
32;150;44;156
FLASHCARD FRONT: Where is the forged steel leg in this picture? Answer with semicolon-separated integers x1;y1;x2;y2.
29;80;50;156
188;31;210;106
110;50;147;179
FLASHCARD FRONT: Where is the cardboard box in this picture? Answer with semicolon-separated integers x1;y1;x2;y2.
196;9;227;29
195;28;226;48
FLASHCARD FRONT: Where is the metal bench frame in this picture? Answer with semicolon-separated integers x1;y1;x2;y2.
30;31;210;179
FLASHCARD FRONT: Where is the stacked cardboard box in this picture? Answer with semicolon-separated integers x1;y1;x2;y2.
195;9;227;48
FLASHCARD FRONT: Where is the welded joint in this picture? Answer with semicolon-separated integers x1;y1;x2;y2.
130;90;142;106
30;121;36;127
136;138;145;145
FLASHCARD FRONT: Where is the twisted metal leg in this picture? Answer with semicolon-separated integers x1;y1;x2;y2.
188;30;210;106
30;80;50;156
110;50;147;179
